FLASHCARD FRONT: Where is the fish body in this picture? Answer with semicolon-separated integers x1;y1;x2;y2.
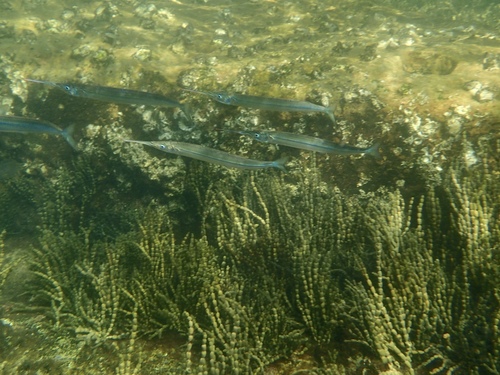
185;88;336;124
125;139;287;171
0;115;78;150
26;79;192;123
230;129;380;158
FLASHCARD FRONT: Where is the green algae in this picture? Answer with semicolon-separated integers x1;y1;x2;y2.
0;0;499;373
0;138;498;373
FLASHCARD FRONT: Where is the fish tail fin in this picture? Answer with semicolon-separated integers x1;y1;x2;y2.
366;142;381;159
326;106;337;125
62;124;79;151
273;156;289;172
180;103;195;128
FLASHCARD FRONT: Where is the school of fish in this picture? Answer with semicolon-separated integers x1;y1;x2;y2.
0;78;381;172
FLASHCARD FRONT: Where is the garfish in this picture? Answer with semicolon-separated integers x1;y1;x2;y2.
124;139;287;171
226;129;380;158
184;88;336;124
0;115;78;150
26;78;193;124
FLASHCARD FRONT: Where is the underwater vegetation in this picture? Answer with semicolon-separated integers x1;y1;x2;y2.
0;137;498;374
0;0;499;373
0;232;10;295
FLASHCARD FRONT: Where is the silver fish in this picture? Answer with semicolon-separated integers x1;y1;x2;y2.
26;78;193;124
227;129;380;158
184;88;336;124
0;115;78;150
124;139;287;171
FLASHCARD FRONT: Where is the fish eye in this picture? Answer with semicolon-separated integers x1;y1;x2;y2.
217;94;224;100
254;133;261;139
159;144;166;149
64;85;71;91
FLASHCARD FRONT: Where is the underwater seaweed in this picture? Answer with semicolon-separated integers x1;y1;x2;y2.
1;136;495;374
